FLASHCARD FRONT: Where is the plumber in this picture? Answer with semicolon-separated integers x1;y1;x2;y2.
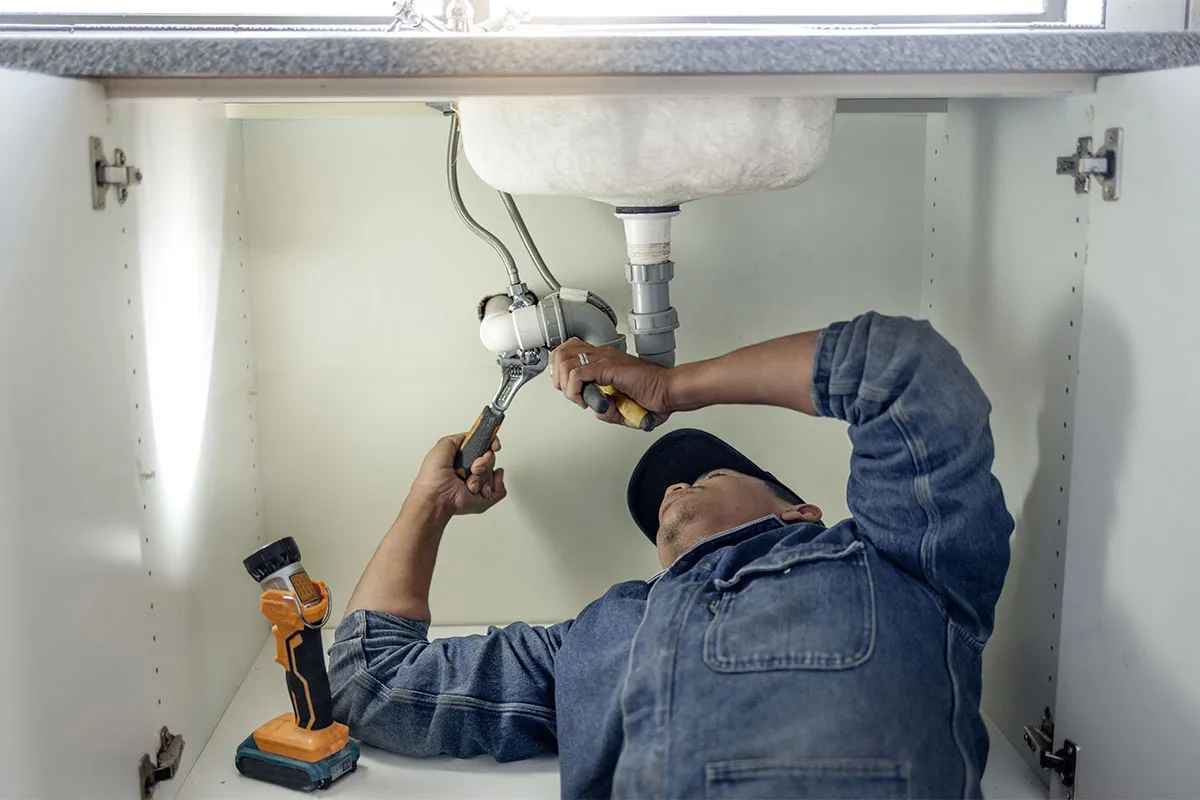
329;311;1014;799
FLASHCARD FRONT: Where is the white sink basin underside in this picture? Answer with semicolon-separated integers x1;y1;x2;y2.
458;95;837;208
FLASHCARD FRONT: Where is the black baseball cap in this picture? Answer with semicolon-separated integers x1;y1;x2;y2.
626;428;804;544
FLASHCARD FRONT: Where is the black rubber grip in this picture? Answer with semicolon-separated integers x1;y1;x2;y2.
285;626;335;731
582;383;610;415
455;406;504;480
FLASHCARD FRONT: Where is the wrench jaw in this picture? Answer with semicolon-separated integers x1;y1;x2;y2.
490;348;549;413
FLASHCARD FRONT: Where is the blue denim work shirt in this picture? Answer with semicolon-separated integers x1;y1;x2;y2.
329;312;1014;799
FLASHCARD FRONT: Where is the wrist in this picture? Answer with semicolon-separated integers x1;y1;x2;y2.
402;486;455;529
664;358;714;413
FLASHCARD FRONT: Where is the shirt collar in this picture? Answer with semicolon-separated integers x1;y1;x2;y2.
663;515;786;577
645;569;667;586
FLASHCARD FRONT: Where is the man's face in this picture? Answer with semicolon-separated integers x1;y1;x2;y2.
655;469;821;567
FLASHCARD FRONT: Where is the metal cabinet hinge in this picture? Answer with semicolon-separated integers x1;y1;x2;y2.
1057;128;1122;201
1023;708;1080;799
138;726;184;800
90;136;143;210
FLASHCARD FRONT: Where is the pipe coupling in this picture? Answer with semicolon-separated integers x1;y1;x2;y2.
539;293;567;349
628;307;680;336
625;261;675;284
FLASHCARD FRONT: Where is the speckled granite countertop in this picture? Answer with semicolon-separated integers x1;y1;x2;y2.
0;30;1198;78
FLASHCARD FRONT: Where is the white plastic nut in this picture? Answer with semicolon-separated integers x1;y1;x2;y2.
626;261;675;284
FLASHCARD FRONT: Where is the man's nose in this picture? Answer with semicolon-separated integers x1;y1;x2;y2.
665;482;690;494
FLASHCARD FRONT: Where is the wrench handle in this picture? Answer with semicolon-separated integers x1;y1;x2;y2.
582;383;658;432
455;406;504;480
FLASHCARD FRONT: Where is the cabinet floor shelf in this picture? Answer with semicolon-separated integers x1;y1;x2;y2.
178;627;1044;799
178;627;559;799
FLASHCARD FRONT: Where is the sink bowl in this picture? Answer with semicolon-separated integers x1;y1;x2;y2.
457;95;836;208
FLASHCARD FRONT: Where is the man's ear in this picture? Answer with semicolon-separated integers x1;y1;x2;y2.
779;504;823;524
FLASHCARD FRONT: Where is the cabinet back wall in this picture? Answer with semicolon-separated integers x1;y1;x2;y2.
241;112;926;624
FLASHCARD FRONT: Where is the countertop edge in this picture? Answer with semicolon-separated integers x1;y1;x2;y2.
1;30;1198;79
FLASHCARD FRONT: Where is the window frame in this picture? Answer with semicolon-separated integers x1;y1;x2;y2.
525;0;1069;26
0;0;1084;32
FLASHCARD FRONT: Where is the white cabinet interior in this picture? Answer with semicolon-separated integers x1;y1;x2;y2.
3;63;1198;798
922;96;1090;781
124;101;269;799
239;110;925;628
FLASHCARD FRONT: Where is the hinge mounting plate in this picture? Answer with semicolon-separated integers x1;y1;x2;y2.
1023;707;1080;799
91;136;143;211
1057;128;1122;201
138;726;184;800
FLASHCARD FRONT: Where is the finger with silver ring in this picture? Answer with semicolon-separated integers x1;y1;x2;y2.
578;353;590;367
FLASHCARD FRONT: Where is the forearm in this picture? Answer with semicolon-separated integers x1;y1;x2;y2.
667;330;823;416
330;612;565;761
343;491;452;622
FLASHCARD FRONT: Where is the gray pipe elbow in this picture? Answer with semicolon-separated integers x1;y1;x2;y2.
559;297;625;351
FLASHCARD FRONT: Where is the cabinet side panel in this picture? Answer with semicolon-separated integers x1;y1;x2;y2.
125;103;268;798
921;98;1088;776
0;71;158;798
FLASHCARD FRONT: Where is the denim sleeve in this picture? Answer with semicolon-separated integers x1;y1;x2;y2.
811;312;1014;645
328;609;570;762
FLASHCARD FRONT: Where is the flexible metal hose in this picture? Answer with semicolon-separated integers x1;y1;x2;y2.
586;292;619;327
446;114;522;288
498;190;561;293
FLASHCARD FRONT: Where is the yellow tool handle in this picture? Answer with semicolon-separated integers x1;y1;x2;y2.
582;383;658;431
454;406;503;480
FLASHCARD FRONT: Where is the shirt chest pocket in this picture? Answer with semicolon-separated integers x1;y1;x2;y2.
703;540;876;672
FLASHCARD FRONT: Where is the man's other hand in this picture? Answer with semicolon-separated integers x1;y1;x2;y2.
551;339;675;428
410;434;507;517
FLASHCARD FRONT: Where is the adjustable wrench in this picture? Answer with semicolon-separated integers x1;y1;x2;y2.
453;348;549;480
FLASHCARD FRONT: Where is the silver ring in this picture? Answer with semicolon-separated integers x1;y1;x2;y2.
578;353;590;366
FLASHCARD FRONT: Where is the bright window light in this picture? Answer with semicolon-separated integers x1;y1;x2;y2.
521;0;1046;15
0;0;1048;15
0;0;1096;24
0;1;392;12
